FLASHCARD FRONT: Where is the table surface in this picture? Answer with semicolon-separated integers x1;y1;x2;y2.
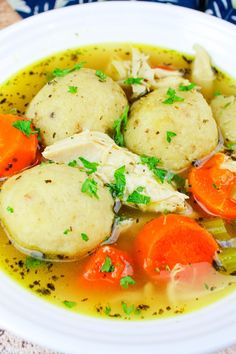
0;0;236;353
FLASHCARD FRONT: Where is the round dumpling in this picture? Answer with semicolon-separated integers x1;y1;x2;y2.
0;164;114;260
26;68;128;146
124;86;218;171
211;95;236;143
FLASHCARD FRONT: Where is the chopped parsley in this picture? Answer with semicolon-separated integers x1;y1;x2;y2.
104;306;111;316
124;77;144;85
127;187;150;205
64;228;72;235
12;120;39;138
107;165;126;199
100;256;115;273
213;90;222;97
52;62;85;77
225;142;236;150
166;131;177;143
178;82;196;91
68;86;78;94
6;206;14;213
121;302;135;315
95;70;107;82
68;160;77;167
113;105;129;147
63;300;77;308
162;87;184;104
79;157;98;175
140;155;161;170
204;283;209;290
25;256;44;269
81;232;89;242
120;275;136;289
212;183;220;190
81;178;99;199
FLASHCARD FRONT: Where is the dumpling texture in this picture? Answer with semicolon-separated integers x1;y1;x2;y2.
26;68;128;146
124;83;218;171
0;164;114;260
211;95;236;143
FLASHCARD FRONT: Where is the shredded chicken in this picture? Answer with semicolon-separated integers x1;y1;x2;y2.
43;131;188;213
220;155;236;173
111;48;183;99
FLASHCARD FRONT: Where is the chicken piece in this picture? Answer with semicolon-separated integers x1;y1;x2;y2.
220;155;236;173
110;48;183;99
43;131;188;213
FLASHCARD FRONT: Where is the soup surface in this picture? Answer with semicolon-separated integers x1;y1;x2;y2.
0;43;236;320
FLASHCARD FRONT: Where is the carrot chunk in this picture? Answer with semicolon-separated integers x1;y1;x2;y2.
135;214;218;279
189;153;236;219
0;114;38;177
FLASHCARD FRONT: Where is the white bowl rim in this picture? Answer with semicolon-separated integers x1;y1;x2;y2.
0;2;236;354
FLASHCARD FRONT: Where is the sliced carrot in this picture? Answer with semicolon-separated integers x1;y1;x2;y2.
82;245;134;288
189;153;236;219
135;214;218;279
0;114;38;177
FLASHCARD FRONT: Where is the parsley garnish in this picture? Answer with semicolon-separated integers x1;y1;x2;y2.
213;90;222;97
68;86;78;94
81;178;99;199
204;283;209;290
100;256;115;273
127;187;150;205
104;306;111;316
124;77;144;85
63;300;77;308
95;70;107;82
166;131;177;143
113;106;129;147
52;62;85;77
79;157;98;175
64;228;72;235
178;82;196;91
140;156;161;170
6;206;14;213
120;275;136;288
68;160;77;167
12;120;39;138
162;88;184;104
25;256;44;269
225;143;236;150
212;183;220;190
107;165;126;199
121;302;135;315
81;233;89;242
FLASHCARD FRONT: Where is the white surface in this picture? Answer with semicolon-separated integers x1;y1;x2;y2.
0;2;236;354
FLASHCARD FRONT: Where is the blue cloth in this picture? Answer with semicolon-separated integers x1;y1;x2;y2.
7;0;236;24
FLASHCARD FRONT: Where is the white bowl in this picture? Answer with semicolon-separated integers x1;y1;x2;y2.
0;2;236;354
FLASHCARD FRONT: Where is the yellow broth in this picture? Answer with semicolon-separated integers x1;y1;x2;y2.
0;43;236;320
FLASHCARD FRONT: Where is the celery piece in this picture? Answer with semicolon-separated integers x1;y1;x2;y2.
218;248;236;274
201;218;231;241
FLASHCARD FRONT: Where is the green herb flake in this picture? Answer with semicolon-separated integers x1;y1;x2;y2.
162;88;184;104
64;228;72;235
113;106;129;147
81;232;89;242
212;183;220;190
223;102;231;109
52;62;86;77
225;143;236;150
121;302;135;315
204;283;209;290
78;157;99;175
104;306;111;316
12;120;39;138
68;160;78;167
95;70;107;82
68;86;78;94
63;300;77;309
25;256;44;269
81;178;99;199
100;256;115;273
124;77;144;85
120;275;136;289
107;165;126;199
178;82;196;91
6;206;14;213
140;155;161;170
127;188;150;205
166;131;177;143
213;90;222;97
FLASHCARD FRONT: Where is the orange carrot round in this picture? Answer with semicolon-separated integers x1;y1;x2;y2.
0;114;38;177
135;214;218;279
82;245;134;288
189;153;236;219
